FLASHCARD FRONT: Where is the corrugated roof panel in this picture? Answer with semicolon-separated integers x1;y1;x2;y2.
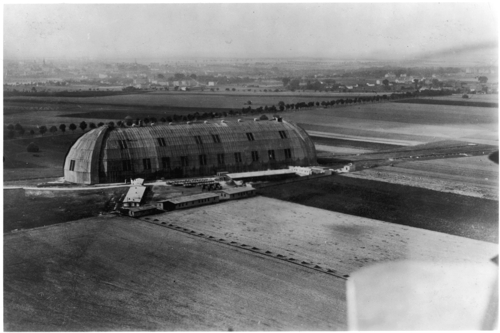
64;120;316;184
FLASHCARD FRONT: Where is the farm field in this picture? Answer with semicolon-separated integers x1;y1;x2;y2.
3;186;129;233
284;102;498;145
4;216;346;331
5;90;379;109
258;176;498;243
343;155;499;200
143;196;498;277
394;98;497;108
425;93;498;103
3;133;82;181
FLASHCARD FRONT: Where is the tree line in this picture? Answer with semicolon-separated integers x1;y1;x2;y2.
5;90;439;140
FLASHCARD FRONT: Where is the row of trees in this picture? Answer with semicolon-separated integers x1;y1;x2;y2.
4;121;93;139
5;91;430;140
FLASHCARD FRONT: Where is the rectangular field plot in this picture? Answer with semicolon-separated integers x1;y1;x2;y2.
4;217;346;331
148;196;498;277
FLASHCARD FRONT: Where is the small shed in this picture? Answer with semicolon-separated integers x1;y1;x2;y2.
217;187;256;201
156;193;220;211
123;185;147;207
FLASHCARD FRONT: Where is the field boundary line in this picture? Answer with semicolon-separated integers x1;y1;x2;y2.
307;130;423;146
139;216;349;281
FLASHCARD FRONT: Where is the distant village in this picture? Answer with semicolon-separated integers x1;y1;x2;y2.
3;58;497;94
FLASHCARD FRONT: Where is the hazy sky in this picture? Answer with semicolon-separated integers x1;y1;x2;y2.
3;3;498;61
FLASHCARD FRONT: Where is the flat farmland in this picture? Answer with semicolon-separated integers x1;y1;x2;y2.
283;102;498;145
4;133;82;181
426;94;498;103
143;197;498;277
343;155;499;200
5;90;378;109
258;177;498;243
4;217;346;331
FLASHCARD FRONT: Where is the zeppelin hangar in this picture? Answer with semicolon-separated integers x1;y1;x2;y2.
63;119;317;184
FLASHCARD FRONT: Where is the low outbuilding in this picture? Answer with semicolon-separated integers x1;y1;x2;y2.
225;169;297;182
156;193;220;211
127;205;158;217
217;187;256;201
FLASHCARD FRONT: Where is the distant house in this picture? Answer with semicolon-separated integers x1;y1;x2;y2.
366;83;375;87
208;81;216;86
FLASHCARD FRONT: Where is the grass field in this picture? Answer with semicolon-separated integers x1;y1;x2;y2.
394;98;498;108
145;196;497;276
5;90;379;109
344;155;499;200
4;216;346;331
4;133;82;181
284;102;498;145
258;176;498;243
3;187;128;232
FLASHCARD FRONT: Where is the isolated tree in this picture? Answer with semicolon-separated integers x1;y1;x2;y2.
14;123;23;131
143;117;150;124
17;127;25;136
97;122;104;127
259;115;269;120
79;121;87;131
49;125;58;135
69;123;77;133
6;130;15;139
478;76;488;84
29;129;35;135
89;122;97;129
39;125;47;136
382;79;389;86
282;78;291;87
108;121;115;128
150;117;157;123
116;121;123;127
160;117;166;123
59;124;66;133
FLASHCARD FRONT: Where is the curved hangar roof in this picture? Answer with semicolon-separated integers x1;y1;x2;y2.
64;119;317;184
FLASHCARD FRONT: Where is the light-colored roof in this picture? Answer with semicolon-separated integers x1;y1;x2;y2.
124;185;147;203
219;187;256;195
226;169;296;179
158;192;219;205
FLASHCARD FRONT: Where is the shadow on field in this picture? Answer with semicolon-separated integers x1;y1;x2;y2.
258;176;499;243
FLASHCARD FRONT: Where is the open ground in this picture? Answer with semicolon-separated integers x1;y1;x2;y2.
3;91;498;330
4;216;346;331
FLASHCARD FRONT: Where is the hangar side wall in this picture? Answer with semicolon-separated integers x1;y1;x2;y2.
64;120;317;184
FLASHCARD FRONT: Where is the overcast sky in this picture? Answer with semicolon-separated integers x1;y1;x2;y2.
3;3;498;61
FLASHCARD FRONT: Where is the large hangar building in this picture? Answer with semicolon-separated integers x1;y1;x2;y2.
63;119;317;184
